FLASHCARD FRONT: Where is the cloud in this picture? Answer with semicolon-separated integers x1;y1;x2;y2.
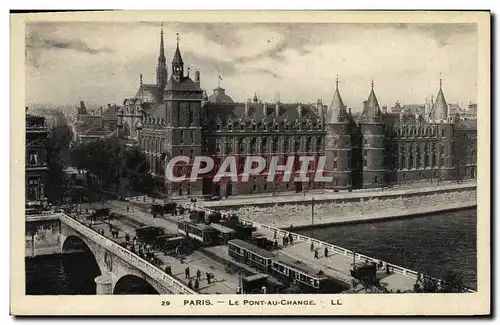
25;30;113;68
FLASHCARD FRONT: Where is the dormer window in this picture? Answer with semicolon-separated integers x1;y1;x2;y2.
216;124;221;131
228;124;233;132
274;124;279;131
285;123;290;130
240;123;245;131
252;123;256;131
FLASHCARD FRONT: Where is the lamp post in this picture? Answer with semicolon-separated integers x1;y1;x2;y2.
311;196;315;237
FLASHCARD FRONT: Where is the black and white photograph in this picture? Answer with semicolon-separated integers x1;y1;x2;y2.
11;10;490;316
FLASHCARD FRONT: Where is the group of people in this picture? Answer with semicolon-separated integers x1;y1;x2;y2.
274;231;295;247
311;243;329;259
184;266;214;292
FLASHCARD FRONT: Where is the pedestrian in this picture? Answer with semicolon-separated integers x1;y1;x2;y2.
206;272;211;284
108;223;112;232
282;236;286;247
187;280;193;289
125;233;130;242
274;240;278;249
130;245;135;253
274;230;277;239
314;249;319;259
194;279;199;291
133;236;137;246
386;264;391;274
127;206;130;213
324;247;329;258
185;266;190;279
196;269;201;282
310;242;314;252
288;233;293;245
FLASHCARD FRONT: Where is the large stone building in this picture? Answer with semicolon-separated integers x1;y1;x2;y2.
26;110;49;210
117;28;477;198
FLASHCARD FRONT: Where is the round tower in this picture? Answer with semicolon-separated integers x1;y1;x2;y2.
324;77;352;190
359;80;385;188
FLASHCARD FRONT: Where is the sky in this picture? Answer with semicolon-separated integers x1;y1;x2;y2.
25;22;478;112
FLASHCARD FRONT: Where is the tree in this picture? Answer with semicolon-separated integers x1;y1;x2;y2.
413;271;467;293
69;138;154;196
45;124;73;203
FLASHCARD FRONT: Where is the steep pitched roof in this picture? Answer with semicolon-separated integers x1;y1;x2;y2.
432;82;448;120
135;84;163;103
360;83;382;123
325;80;347;124
165;77;202;92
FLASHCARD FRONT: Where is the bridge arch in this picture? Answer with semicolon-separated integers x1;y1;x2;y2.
113;274;160;295
61;235;102;294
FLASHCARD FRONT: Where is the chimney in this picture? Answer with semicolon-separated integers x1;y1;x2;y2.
348;107;351;115
263;103;268;116
297;104;302;118
195;70;200;86
245;101;249;116
100;106;103;116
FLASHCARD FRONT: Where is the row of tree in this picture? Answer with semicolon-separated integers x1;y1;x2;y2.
69;138;155;197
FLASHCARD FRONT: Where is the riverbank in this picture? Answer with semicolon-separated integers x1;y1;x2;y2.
218;189;477;229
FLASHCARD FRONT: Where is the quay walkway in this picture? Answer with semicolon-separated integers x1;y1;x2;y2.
184;203;475;293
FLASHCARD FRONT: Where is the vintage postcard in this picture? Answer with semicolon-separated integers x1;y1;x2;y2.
10;10;490;316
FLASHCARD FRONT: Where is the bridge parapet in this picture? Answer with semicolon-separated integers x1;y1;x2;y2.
58;213;196;295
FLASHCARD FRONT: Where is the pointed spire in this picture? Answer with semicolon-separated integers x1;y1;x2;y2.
432;75;448;120
361;79;381;123
156;24;168;89
158;23;165;62
326;75;347;124
140;73;143;86
172;31;184;80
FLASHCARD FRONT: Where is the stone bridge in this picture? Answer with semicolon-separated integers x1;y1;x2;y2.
57;213;195;295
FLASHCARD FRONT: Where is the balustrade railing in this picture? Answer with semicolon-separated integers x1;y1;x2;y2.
58;213;196;295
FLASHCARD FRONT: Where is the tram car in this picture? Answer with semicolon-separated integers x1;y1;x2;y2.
227;239;348;293
209;223;236;244
220;219;255;241
177;221;219;246
228;239;276;273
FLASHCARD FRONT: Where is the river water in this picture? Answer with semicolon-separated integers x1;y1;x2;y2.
297;208;477;290
25;209;477;294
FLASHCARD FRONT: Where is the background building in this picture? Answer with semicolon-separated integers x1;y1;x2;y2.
118;28;477;198
26;110;49;210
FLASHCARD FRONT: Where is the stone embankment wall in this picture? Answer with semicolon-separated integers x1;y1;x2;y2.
218;189;477;229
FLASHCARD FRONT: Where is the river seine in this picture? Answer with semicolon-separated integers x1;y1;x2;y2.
25;208;477;294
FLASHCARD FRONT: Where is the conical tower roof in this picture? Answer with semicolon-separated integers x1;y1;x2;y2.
326;77;347;124
432;78;448;120
361;80;381;123
172;33;184;65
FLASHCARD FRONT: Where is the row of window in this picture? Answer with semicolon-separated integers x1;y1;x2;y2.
210;136;324;154
385;125;447;138
215;120;323;132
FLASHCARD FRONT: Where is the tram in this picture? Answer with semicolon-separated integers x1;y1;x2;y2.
227;239;348;293
177;221;218;246
228;239;275;273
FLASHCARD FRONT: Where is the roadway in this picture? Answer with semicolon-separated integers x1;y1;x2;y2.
87;201;241;294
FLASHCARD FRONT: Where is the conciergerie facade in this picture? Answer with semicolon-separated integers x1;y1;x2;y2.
117;28;477;198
